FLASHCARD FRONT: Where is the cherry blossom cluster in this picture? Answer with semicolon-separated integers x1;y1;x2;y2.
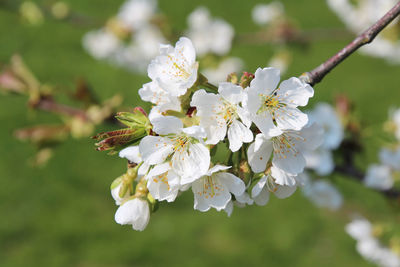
346;217;400;267
101;36;330;231
364;108;400;190
327;0;400;63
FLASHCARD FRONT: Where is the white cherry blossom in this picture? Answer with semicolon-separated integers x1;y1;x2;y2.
202;57;243;84
148;37;198;96
82;29;121;60
379;147;400;171
251;172;299;206
247;123;324;176
191;82;253;151
346;217;400;267
192;165;245;212
364;164;393;190
243;67;314;137
392;108;400;140
115;198;150;231
117;0;157;31
186;6;234;56
303;147;335;176
139;81;181;112
146;163;180;202
307;102;343;150
302;178;343;211
346;218;373;241
139;116;210;184
252;2;284;26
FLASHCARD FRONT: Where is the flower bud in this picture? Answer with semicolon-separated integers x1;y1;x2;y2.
227;72;239;84
239;72;255;88
51;2;70;20
147;193;159;212
114;197;150;231
238;160;252;185
19;1;44;26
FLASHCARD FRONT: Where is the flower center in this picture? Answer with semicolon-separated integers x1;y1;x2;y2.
152;172;170;190
171;134;190;152
257;89;286;120
197;175;223;198
220;101;238;126
167;52;191;79
266;175;278;193
272;132;305;159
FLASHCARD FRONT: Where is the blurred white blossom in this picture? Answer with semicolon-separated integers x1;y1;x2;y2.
302;175;343;210
346;217;400;267
364;164;393;190
202;57;243;84
186;6;234;56
252;2;284;26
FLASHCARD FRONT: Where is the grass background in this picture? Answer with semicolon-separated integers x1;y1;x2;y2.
1;0;400;266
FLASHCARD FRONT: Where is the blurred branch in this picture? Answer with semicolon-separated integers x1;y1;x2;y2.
237;27;353;46
31;96;89;121
333;95;400;199
334;165;400;199
302;1;400;86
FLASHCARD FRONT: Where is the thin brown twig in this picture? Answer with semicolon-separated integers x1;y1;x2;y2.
302;1;400;86
31;96;89;121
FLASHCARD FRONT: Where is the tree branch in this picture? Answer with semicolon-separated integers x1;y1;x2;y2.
302;1;400;86
334;165;400;199
31;96;89;121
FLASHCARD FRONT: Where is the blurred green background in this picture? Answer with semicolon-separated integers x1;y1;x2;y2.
1;0;400;266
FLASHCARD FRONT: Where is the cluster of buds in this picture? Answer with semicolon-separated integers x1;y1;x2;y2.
95;36;327;231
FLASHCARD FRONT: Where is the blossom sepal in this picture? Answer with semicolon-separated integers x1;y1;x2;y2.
92;127;147;154
115;108;151;130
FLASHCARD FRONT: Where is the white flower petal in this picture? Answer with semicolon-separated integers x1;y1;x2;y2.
207;165;231;176
253;113;282;137
235;192;254;205
270;165;297;187
250;67;281;94
139;136;173;165
247;137;273;173
182;125;207;139
150;116;183;135
172;143;210;184
192;176;232;211
216;172;245;196
254;187;270;206
119;146;142;163
274;184;297;199
115;198;150;231
224;200;234;217
218;82;244;104
274;106;308;131
227;120;253;152
251;175;268;197
279;77;314;107
272;148;306;175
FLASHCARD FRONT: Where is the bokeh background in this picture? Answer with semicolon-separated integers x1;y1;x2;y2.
1;0;400;266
